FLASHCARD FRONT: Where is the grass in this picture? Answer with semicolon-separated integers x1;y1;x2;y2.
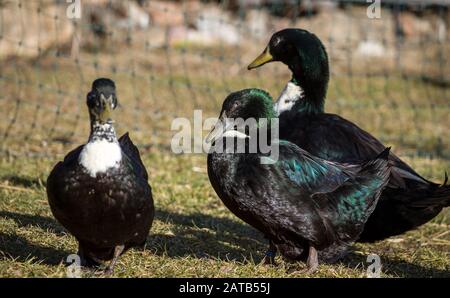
0;150;449;278
0;30;449;277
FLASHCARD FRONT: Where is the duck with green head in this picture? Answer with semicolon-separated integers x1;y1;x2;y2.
248;28;450;242
206;88;391;272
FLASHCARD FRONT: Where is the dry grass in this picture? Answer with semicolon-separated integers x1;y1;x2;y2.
0;152;449;278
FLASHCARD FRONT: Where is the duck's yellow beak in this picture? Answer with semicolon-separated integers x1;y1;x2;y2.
247;47;273;70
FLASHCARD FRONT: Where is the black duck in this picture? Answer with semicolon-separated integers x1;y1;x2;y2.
47;78;154;274
248;28;450;242
206;88;391;272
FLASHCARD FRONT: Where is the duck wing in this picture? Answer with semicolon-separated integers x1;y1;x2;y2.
282;112;449;241
241;143;389;249
61;145;84;165
47;145;84;201
275;142;390;234
274;140;353;194
311;148;391;242
119;132;148;181
282;113;431;187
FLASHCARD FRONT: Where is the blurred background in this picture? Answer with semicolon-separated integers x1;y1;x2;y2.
0;0;448;177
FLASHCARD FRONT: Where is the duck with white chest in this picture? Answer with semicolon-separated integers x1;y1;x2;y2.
46;78;154;275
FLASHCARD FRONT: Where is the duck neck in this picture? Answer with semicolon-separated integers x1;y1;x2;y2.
290;75;325;115
89;120;117;143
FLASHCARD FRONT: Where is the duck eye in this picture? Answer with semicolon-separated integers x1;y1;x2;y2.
87;92;97;108
272;36;282;47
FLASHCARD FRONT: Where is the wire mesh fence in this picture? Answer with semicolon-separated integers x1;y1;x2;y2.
0;0;448;175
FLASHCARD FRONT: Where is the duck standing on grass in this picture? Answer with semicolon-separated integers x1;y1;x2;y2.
206;89;391;273
248;28;450;242
46;78;154;275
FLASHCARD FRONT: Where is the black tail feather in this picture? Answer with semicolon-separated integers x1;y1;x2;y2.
407;172;450;208
360;147;391;174
376;147;391;161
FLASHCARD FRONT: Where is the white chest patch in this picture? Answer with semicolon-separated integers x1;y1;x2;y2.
274;82;303;115
79;140;122;177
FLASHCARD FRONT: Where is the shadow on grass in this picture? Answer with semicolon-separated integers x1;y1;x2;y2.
152;209;450;277
150;209;266;263
0;211;66;236
0;175;43;188
0;233;69;266
339;251;450;278
0;211;70;266
1;209;448;277
0;209;265;266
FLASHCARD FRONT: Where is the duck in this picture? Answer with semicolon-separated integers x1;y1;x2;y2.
46;78;154;274
206;88;391;272
247;28;450;242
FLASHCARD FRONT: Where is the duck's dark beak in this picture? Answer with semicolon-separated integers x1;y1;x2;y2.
98;93;113;124
205;113;232;144
248;47;274;70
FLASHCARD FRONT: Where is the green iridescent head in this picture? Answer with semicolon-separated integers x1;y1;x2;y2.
248;28;329;103
206;88;276;144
